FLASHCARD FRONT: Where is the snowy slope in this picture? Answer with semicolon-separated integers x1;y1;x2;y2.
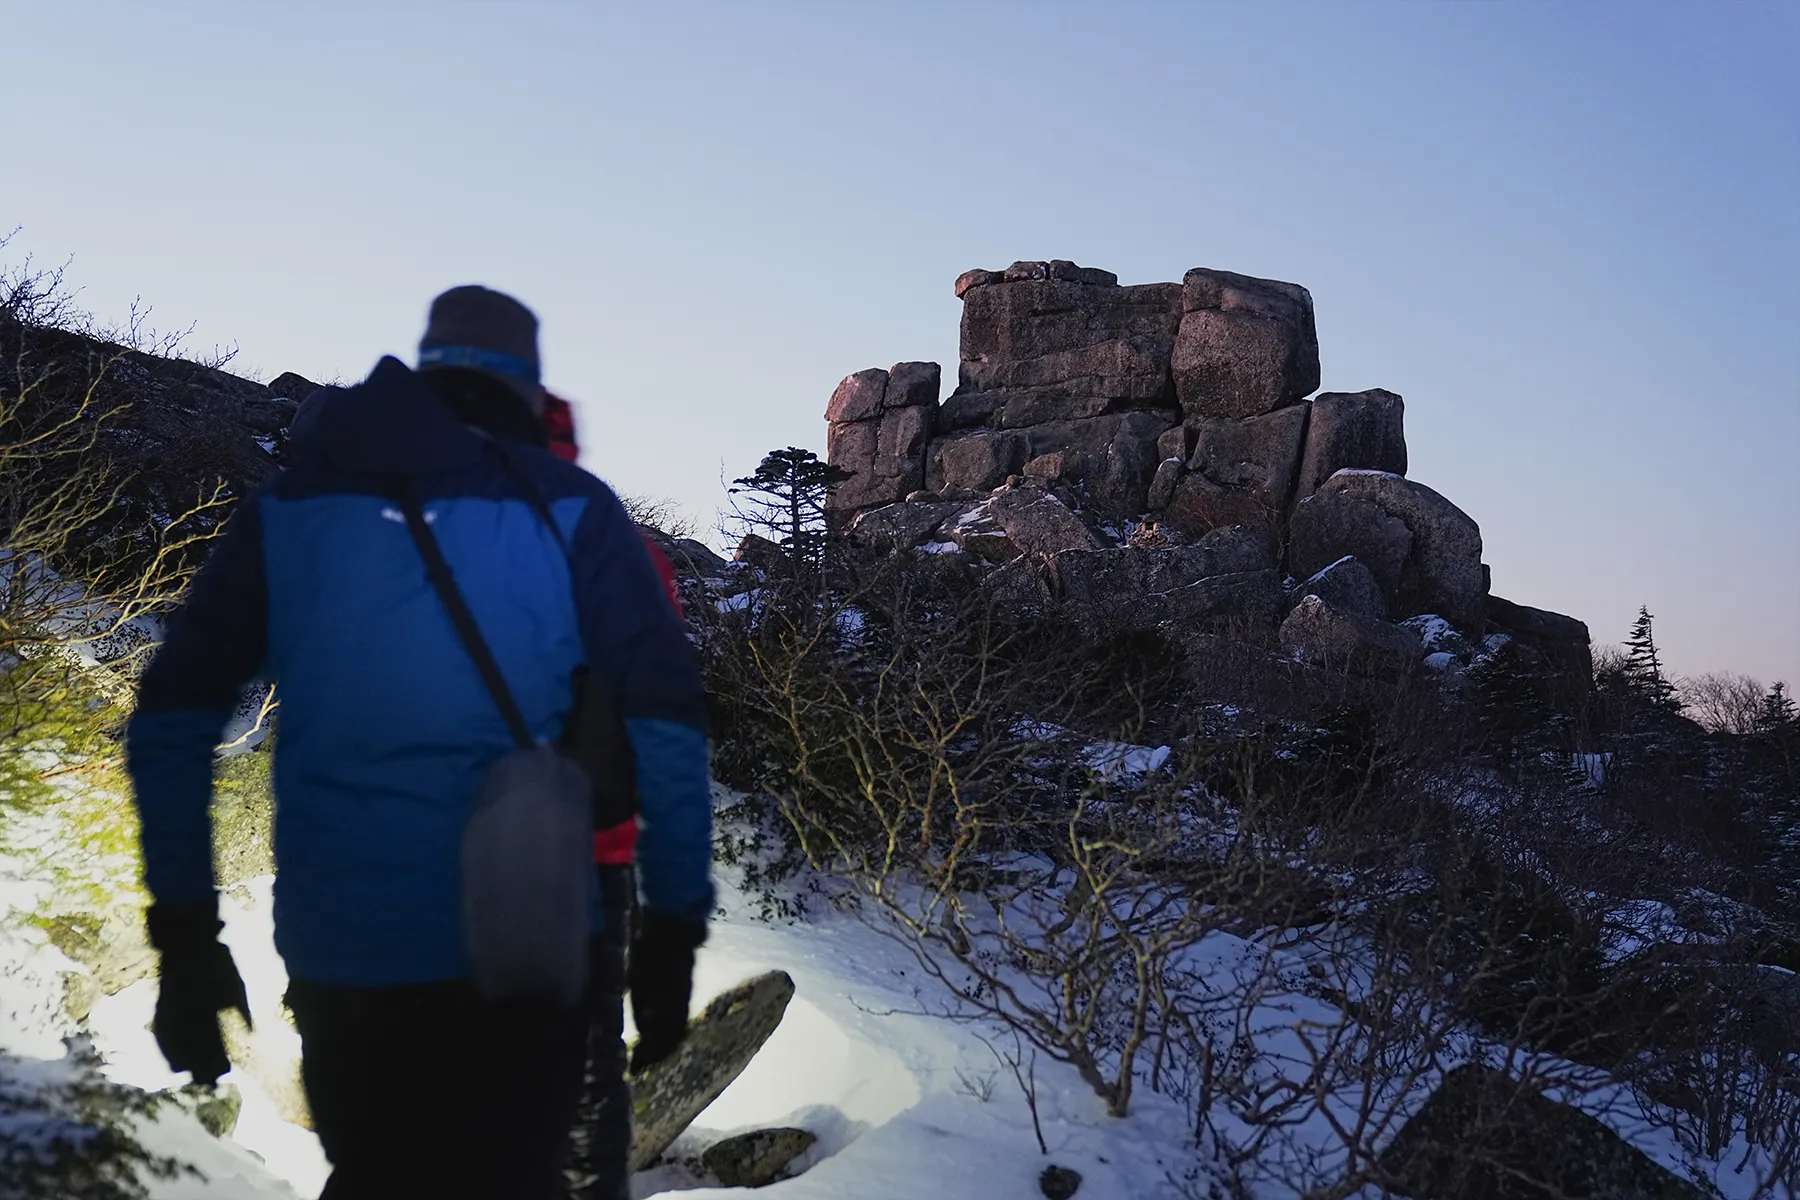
638;890;1209;1199
75;869;1207;1200
0;830;298;1198
6;784;1784;1198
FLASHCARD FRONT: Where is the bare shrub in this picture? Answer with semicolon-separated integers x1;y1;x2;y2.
620;493;698;541
1681;671;1767;736
701;543;1798;1192
1;240;231;804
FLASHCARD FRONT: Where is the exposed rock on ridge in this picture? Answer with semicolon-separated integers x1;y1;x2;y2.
818;259;1592;702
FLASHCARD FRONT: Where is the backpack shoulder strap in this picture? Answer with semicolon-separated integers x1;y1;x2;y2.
392;478;535;750
472;430;574;560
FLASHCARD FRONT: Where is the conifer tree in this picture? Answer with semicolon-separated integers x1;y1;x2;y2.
727;447;852;578
1622;606;1681;714
1758;681;1797;733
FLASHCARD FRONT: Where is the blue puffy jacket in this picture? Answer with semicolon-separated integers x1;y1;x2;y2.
127;357;713;987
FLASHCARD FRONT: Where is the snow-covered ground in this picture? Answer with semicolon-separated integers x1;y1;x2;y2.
66;869;1206;1199
3;782;1788;1198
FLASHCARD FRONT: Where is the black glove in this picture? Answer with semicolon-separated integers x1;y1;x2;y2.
627;911;706;1074
146;898;251;1086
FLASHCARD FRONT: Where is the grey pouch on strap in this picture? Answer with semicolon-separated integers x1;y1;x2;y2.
392;480;591;1007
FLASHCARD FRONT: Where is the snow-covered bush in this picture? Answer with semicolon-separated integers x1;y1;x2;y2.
0;1040;189;1199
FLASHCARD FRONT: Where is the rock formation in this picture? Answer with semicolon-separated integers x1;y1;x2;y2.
628;970;797;1171
0;313;324;574
700;1127;817;1188
821;260;1590;698
1380;1063;1712;1199
824;362;941;511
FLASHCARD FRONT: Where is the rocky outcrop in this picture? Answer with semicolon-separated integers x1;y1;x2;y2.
701;1127;817;1188
1053;525;1279;634
945;504;1020;563
987;483;1104;557
824;362;941;513
1172;269;1320;421
1279;594;1425;679
927;412;1169;515
925;427;1029;496
958;261;1181;425
1290;488;1414;601
877;261;1184;517
1288;556;1388;621
1164;569;1285;630
1486;594;1589;645
1157;402;1310;544
935;482;1109;564
1294;388;1406;499
1292;471;1485;630
0;317;314;566
1188;404;1311;503
1380;1064;1711;1200
1487;594;1595;706
849;501;966;552
821;261;1588;693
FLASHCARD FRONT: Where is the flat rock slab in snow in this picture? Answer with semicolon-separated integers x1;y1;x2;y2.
700;1126;817;1187
631;970;796;1171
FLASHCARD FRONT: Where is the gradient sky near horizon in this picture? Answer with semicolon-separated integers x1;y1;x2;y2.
4;1;1796;685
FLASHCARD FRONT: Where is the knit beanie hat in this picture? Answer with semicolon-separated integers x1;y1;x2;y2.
417;285;545;414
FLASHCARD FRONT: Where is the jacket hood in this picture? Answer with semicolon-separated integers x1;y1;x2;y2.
297;356;491;477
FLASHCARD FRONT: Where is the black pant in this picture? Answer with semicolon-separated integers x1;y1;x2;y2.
566;865;635;1200
287;972;589;1200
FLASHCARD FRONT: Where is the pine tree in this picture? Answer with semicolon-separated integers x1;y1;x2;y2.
1758;681;1797;733
1622;606;1681;714
727;447;852;578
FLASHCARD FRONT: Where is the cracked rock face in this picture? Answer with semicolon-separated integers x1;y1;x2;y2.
1172;268;1319;421
825;363;943;512
1300;470;1485;630
1295;388;1406;500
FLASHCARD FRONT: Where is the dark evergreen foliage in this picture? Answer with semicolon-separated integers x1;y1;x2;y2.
1622;606;1682;714
725;447;852;578
1757;681;1796;733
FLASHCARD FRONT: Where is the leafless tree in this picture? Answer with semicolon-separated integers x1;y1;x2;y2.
1680;670;1768;735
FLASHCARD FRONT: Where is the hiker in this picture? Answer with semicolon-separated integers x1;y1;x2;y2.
541;387;687;1199
543;390;684;618
127;286;713;1199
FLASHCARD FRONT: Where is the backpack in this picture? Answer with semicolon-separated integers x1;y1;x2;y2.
392;479;593;1007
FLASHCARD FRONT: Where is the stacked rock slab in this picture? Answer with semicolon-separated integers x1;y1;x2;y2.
930;260;1184;514
826;263;1410;550
824;361;942;512
1290;470;1485;630
1486;594;1595;707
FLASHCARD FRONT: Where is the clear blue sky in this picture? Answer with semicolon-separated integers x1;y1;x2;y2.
4;1;1795;685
